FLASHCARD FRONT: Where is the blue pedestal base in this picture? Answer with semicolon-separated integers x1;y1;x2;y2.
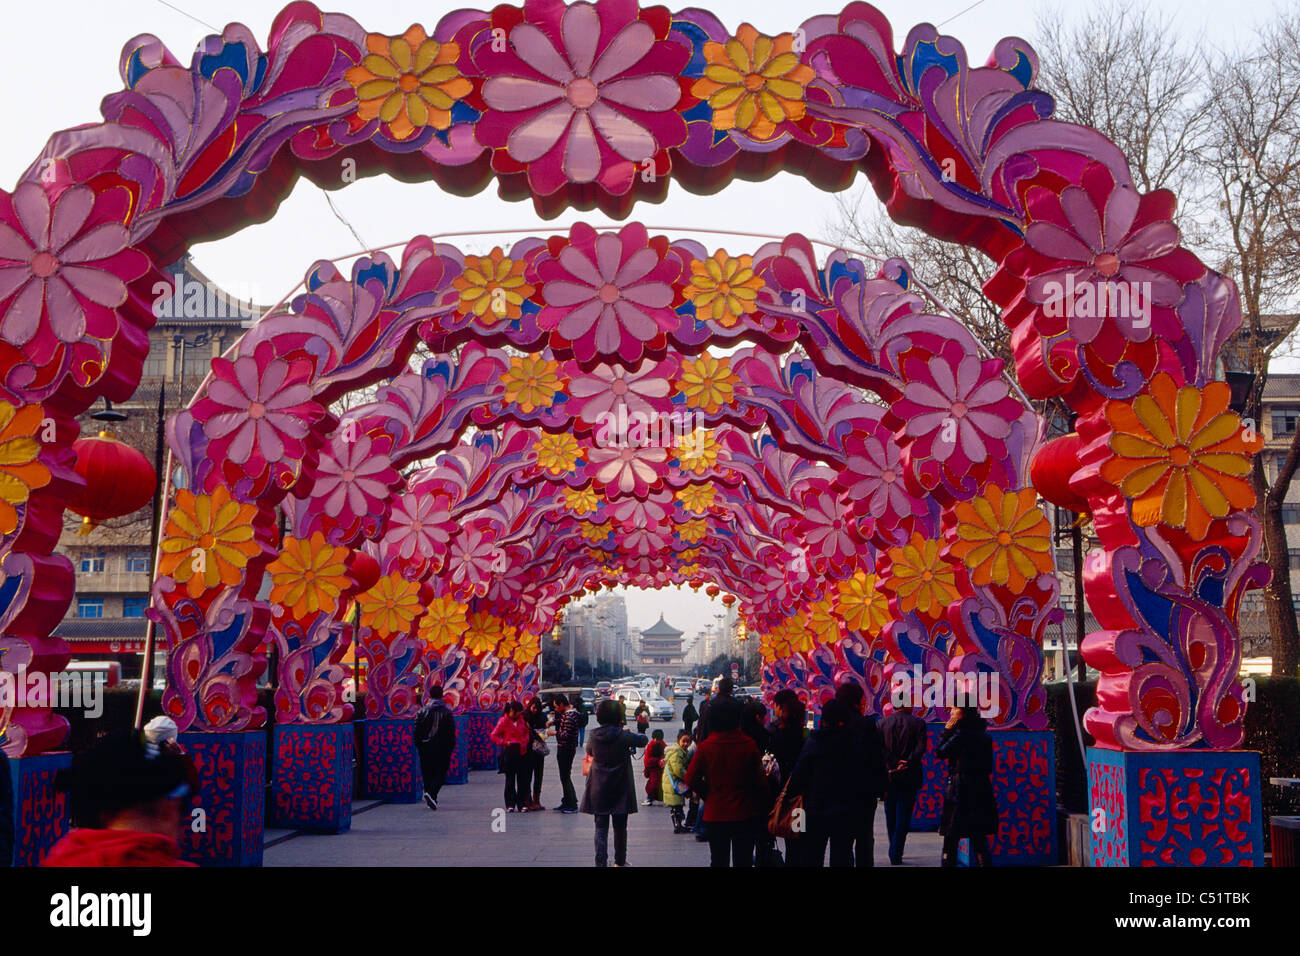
178;730;265;867
464;710;499;770
363;718;421;802
272;723;353;832
445;717;471;785
7;750;71;866
913;724;947;831
955;729;1057;866
1088;747;1264;867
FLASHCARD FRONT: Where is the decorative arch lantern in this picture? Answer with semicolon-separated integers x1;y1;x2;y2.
0;1;1266;868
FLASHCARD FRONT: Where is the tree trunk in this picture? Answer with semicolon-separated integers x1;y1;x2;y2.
1260;498;1300;677
1258;419;1300;679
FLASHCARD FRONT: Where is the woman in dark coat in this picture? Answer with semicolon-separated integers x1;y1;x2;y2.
523;696;548;811
936;705;998;866
581;699;649;867
785;699;868;867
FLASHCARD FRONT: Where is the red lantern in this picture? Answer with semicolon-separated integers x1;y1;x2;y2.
705;584;720;598
68;432;156;531
348;550;381;593
1030;432;1089;514
689;577;703;591
721;593;736;607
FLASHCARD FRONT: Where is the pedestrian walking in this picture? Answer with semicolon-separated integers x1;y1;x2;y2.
880;702;927;864
695;678;732;743
681;695;698;737
490;701;531;812
937;705;998;867
634;700;650;737
785;698;864;867
550;694;581;812
642;729;666;805
581;699;648;867
834;680;887;866
662;730;694;833
43;731;194;867
683;696;766;867
413;683;457;810
766;688;807;864
524;696;548;811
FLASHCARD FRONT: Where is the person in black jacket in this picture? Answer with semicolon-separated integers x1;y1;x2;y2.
581;700;648;867
0;746;12;867
880;703;928;865
833;681;887;867
785;699;864;867
413;684;457;810
681;696;698;738
937;705;998;867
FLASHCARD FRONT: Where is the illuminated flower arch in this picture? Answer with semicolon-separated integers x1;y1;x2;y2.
0;2;1260;760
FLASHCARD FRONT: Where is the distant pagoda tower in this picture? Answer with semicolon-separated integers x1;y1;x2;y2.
639;614;685;673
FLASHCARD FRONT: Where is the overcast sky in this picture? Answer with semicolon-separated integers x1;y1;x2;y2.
3;0;1282;640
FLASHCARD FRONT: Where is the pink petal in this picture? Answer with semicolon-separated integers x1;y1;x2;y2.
507;101;574;164
49;187;95;252
594;233;624;283
58;264;127;308
44;276;86;342
590;20;655;84
562;110;602;184
562;2;600;76
12;183;51;248
0;279;42;344
509;23;574;82
545;279;600;308
588;101;654;162
482;76;564;112
557;244;603;287
617;279;672;309
599;75;681;112
0;220;35;262
556;297;605;339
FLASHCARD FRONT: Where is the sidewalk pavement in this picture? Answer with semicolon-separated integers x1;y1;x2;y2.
264;759;944;867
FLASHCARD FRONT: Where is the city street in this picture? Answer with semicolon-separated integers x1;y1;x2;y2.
264;696;944;867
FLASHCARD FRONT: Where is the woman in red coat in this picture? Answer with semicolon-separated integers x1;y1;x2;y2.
642;729;666;805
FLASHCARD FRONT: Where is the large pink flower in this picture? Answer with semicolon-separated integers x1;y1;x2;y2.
840;427;920;530
475;0;689;196
1024;165;1187;343
895;353;1014;467
313;433;398;523
0;182;144;360
799;490;860;572
537;222;682;364
200;343;321;466
608;488;671;529
446;524;499;597
568;358;672;427
587;442;667;497
383;492;455;567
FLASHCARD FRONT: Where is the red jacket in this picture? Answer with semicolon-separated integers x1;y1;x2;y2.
490;714;530;752
684;730;766;822
42;829;195;867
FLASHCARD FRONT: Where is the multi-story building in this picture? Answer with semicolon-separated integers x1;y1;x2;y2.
53;256;268;676
638;615;685;673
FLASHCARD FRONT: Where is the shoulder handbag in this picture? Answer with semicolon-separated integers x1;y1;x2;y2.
531;734;550;756
766;780;804;840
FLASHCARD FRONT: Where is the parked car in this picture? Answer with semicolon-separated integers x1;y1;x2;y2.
615;687;674;720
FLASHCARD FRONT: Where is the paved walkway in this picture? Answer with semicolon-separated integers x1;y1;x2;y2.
264;754;944;867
